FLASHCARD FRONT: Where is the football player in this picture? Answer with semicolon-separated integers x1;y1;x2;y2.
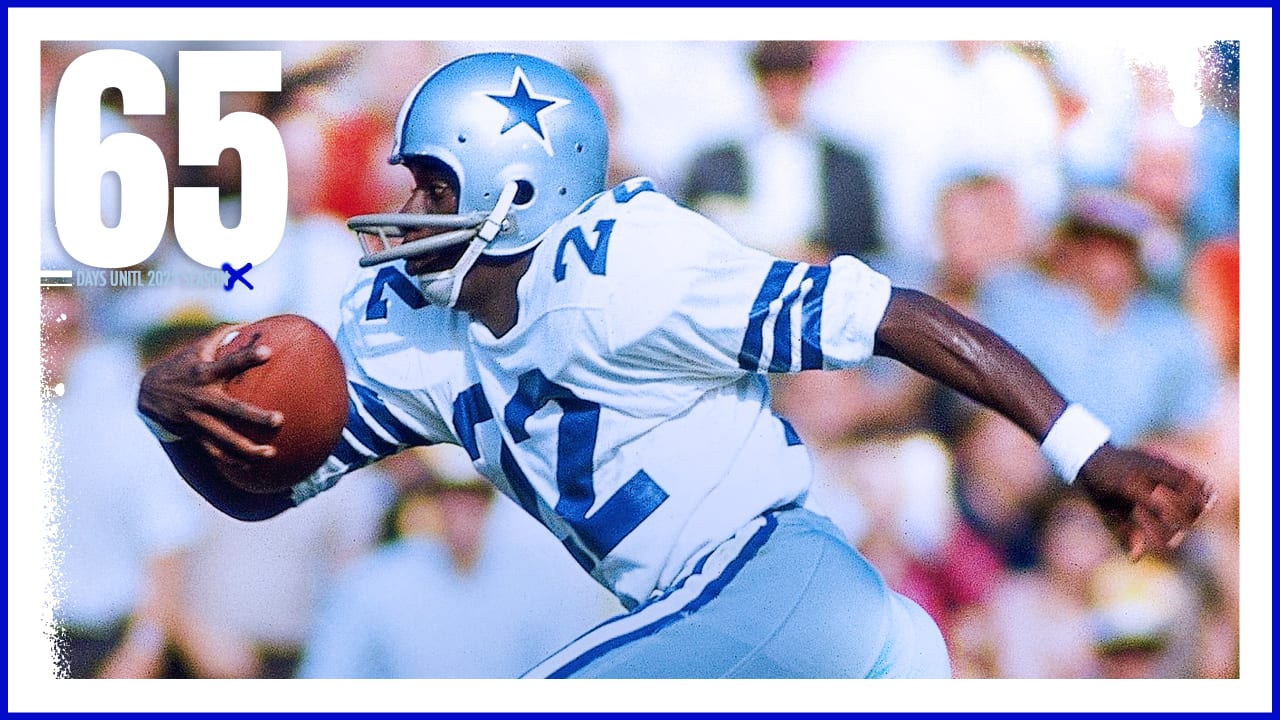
138;52;1213;678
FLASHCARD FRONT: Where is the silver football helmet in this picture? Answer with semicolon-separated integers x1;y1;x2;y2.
348;52;609;306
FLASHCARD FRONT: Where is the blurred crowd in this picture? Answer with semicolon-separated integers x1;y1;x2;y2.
38;39;1242;679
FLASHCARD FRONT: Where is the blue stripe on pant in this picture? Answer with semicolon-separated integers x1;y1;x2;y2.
522;506;951;678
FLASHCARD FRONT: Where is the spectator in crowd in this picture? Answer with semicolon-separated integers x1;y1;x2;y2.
977;488;1118;678
1184;42;1240;247
976;187;1222;447
1118;63;1199;293
163;459;389;678
586;41;761;195
298;445;620;678
679;40;882;264
1029;41;1139;191
1088;555;1200;678
928;172;1038;312
945;407;1051;573
46;292;207;678
808;41;1063;287
1111;42;1236;292
953;471;1206;680
1145;238;1241;679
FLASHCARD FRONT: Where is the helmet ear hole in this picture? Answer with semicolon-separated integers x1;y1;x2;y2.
512;179;535;207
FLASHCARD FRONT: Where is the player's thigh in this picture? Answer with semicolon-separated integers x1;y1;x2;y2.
866;591;952;678
562;508;906;678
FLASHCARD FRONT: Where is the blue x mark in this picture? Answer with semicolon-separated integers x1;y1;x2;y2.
221;262;254;291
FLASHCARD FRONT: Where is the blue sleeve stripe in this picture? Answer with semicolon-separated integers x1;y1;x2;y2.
323;386;391;471
351;381;429;447
767;282;805;372
738;261;796;372
344;385;400;457
331;434;366;466
800;265;829;370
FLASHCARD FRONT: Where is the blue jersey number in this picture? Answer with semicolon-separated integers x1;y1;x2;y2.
451;374;667;570
364;266;426;320
553;219;614;282
504;370;668;560
552;178;655;282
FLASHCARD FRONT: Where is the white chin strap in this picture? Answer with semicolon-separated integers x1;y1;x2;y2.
419;181;520;308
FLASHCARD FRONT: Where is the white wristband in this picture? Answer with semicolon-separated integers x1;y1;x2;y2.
1040;403;1111;484
138;410;184;444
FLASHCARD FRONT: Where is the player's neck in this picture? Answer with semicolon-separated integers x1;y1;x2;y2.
456;252;534;338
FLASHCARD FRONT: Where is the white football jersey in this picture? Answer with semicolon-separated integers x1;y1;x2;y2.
295;179;893;608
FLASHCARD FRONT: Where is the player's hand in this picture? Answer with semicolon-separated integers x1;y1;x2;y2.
136;323;282;468
1075;443;1215;561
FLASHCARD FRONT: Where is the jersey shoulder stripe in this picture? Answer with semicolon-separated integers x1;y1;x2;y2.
739;260;831;373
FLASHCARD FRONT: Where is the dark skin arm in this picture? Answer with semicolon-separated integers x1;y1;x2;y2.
137;324;294;521
873;287;1214;560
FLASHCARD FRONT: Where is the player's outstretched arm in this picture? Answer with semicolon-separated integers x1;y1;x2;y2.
872;287;1214;560
137;325;294;521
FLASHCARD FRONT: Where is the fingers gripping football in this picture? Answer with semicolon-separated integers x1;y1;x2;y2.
138;323;281;459
138;315;349;493
200;328;286;442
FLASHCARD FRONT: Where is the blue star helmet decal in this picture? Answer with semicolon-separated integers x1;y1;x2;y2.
484;66;569;157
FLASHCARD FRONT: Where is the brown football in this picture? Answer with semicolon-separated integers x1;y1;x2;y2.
213;314;347;494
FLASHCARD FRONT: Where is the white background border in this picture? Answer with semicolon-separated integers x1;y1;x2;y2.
9;6;1272;713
